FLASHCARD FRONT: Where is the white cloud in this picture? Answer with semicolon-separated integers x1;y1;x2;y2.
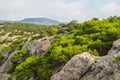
0;0;120;22
100;0;120;17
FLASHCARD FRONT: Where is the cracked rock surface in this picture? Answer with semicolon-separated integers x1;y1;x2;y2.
51;39;120;80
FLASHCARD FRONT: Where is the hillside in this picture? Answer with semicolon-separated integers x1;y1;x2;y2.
20;18;61;25
0;20;6;23
0;16;120;80
0;18;61;25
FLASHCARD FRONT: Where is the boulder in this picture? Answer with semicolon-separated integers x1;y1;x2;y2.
51;52;95;80
51;39;120;80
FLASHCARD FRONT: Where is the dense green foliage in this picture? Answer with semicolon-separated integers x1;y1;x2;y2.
8;49;28;74
0;16;120;80
15;57;53;80
12;49;28;63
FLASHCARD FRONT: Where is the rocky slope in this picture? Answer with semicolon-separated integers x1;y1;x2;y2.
0;36;54;80
0;16;120;80
51;39;120;80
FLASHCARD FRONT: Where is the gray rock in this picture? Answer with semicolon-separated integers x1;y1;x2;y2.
0;51;17;73
51;39;120;80
25;36;54;56
0;36;54;73
51;52;95;80
0;36;54;80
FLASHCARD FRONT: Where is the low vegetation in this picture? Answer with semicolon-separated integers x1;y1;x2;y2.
0;16;120;80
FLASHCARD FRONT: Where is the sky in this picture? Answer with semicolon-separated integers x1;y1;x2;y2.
0;0;120;22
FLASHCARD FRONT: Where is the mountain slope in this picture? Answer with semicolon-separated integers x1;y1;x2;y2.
20;17;61;25
0;16;120;80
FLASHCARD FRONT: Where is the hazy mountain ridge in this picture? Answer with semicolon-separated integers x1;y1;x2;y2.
20;18;61;25
0;20;6;23
0;17;62;25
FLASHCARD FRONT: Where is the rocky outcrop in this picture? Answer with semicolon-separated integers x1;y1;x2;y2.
0;36;54;80
51;39;120;80
24;36;54;56
0;51;17;73
51;52;95;80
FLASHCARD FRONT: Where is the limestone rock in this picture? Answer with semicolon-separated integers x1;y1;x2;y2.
0;36;54;80
0;51;17;73
51;52;95;80
0;36;53;73
51;39;120;80
25;36;54;56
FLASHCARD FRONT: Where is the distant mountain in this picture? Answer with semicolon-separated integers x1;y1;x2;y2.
0;18;62;25
20;18;61;25
0;20;6;23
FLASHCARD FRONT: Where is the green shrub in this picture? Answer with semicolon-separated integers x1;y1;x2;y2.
1;16;120;80
11;49;28;63
8;49;28;74
112;55;120;63
7;77;13;80
14;57;39;80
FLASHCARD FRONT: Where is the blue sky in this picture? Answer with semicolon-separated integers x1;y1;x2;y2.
0;0;120;22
